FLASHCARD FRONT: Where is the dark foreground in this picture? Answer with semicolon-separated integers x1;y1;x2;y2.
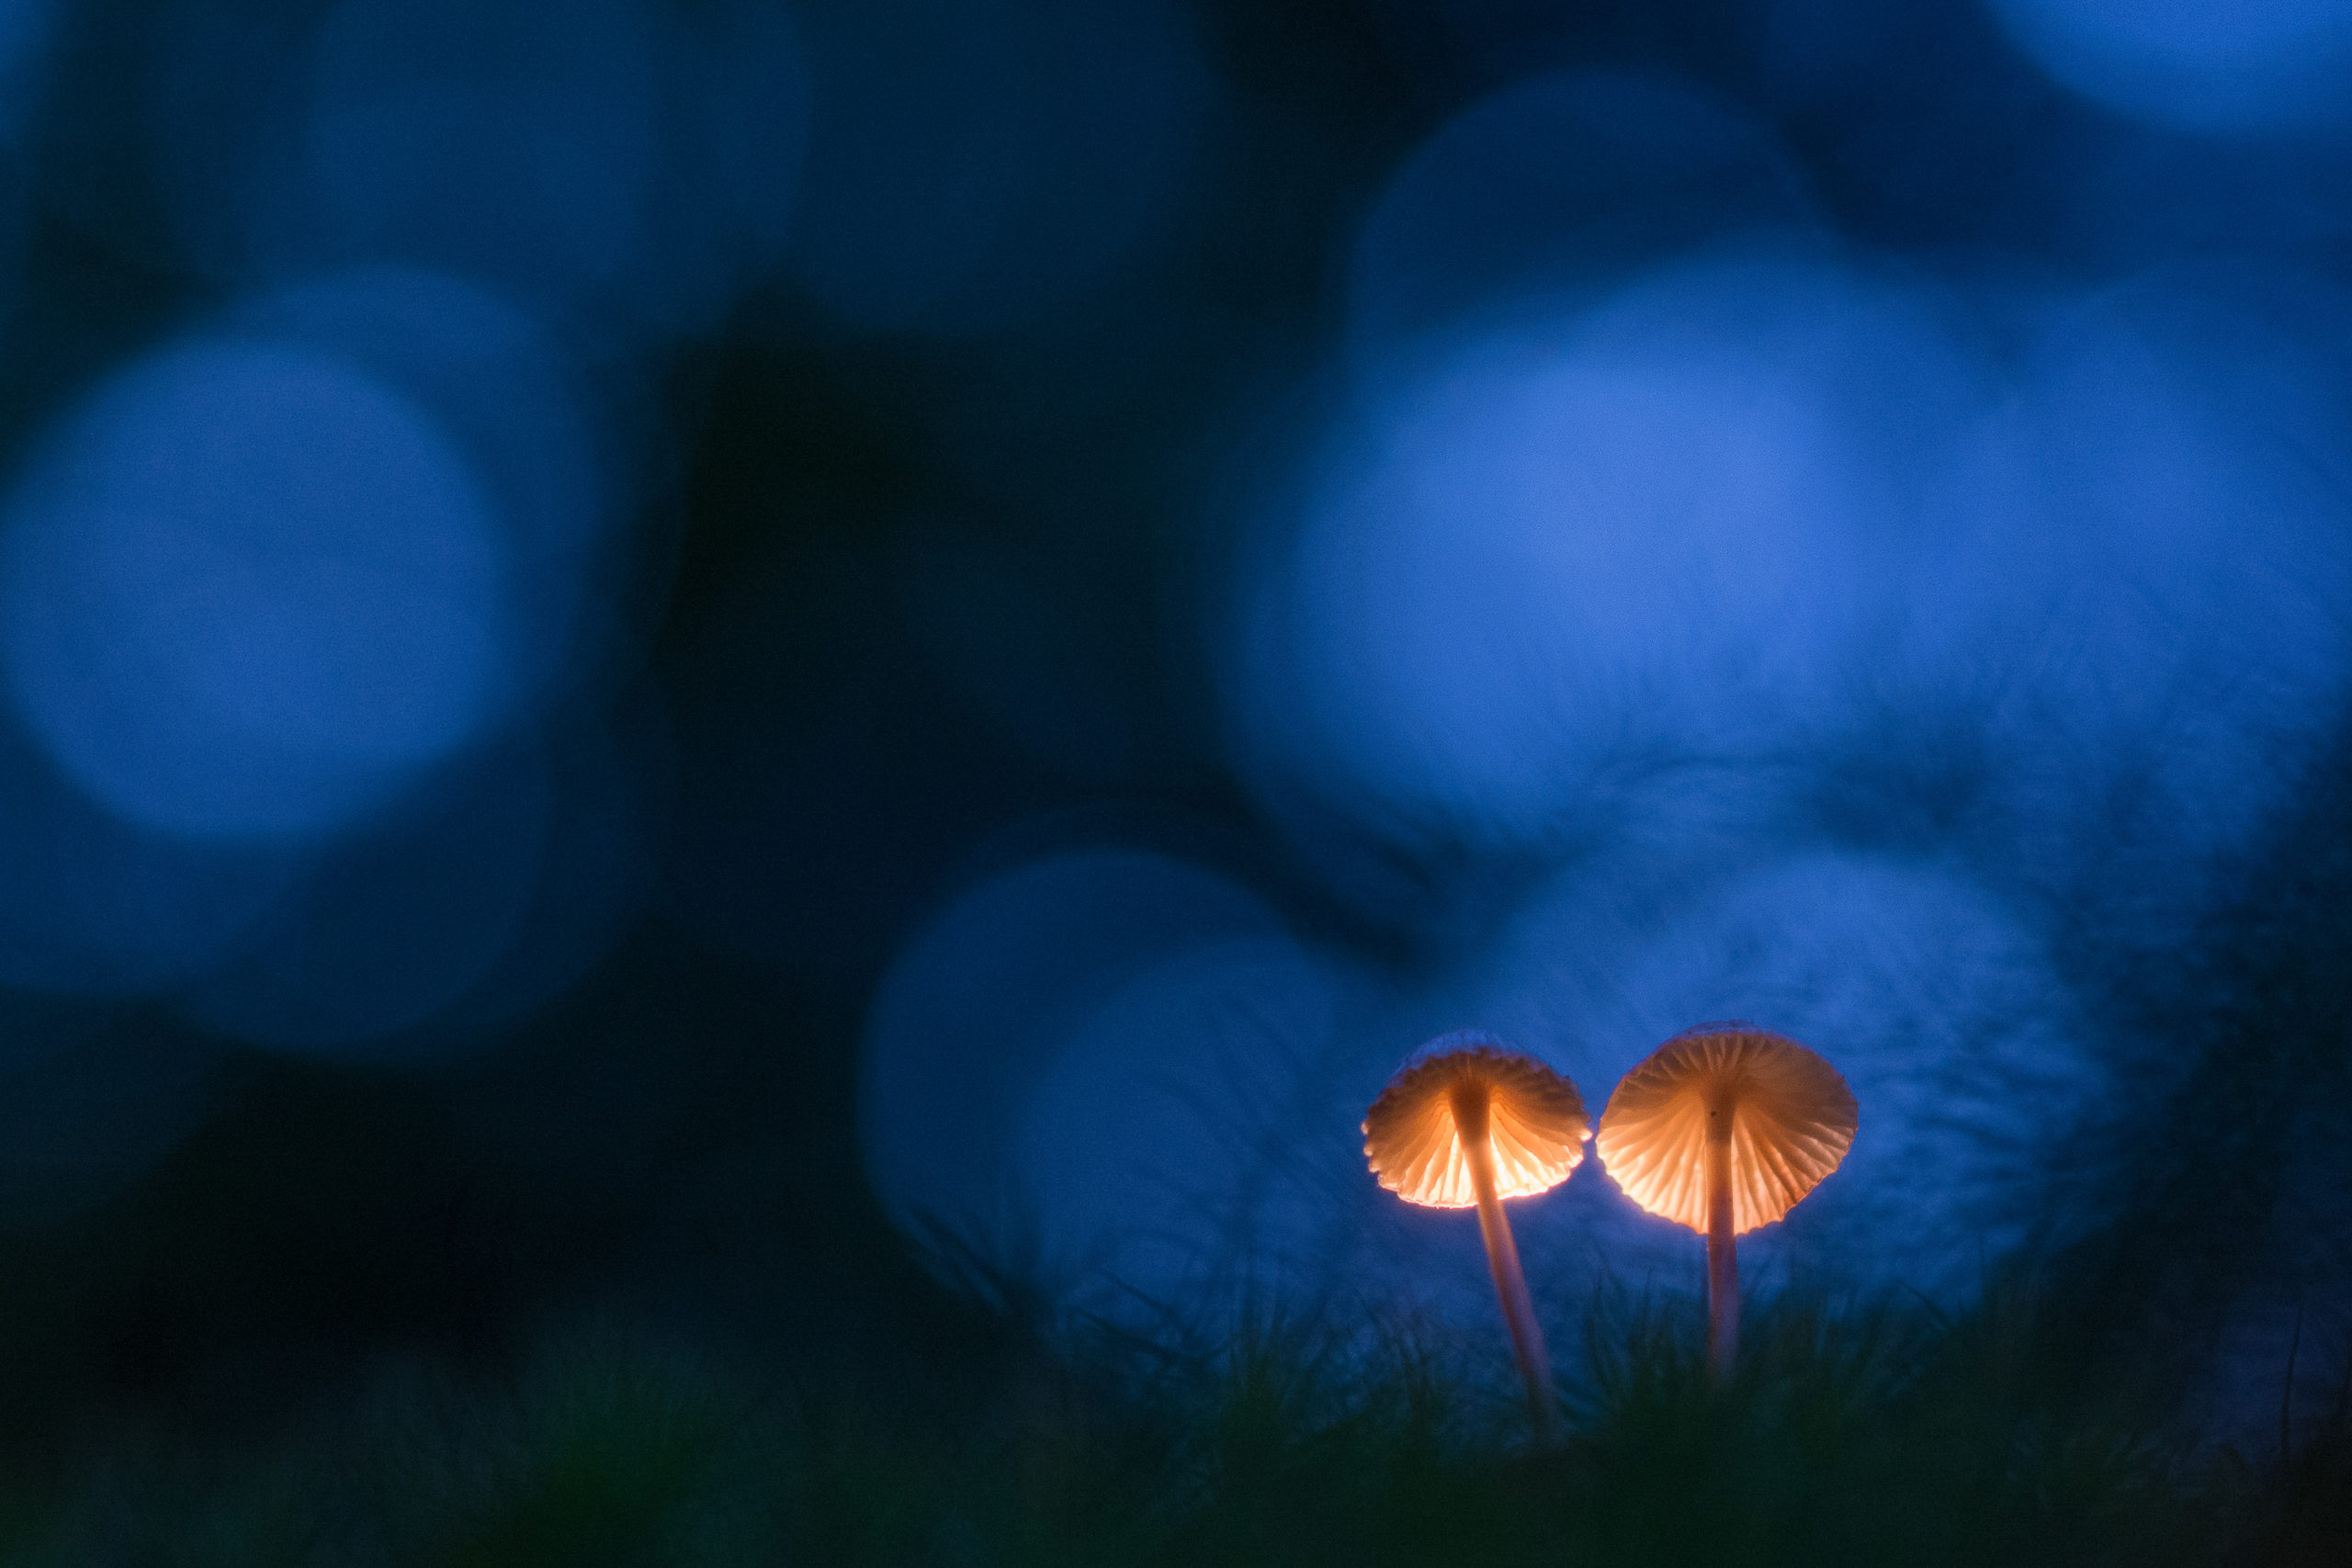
0;1275;2339;1568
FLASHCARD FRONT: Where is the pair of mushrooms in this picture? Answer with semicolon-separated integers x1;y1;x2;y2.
1363;1024;1856;1436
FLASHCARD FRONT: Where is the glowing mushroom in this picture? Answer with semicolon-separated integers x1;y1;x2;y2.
1595;1023;1857;1379
1363;1031;1589;1438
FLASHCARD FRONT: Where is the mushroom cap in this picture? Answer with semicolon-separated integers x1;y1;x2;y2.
1363;1031;1589;1208
1595;1023;1857;1235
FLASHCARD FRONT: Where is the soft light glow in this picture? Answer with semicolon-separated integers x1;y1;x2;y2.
1915;266;2352;896
1345;67;1808;370
0;337;513;840
1363;1033;1587;1208
859;848;1286;1241
1229;248;1975;846
1985;0;2352;135
1595;1025;1856;1235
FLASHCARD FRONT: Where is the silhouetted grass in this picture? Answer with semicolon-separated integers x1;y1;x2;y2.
0;1275;2335;1567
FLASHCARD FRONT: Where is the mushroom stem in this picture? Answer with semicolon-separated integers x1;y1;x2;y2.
1451;1083;1558;1441
1704;1130;1737;1381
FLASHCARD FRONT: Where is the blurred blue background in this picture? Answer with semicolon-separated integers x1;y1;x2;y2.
0;0;2344;1452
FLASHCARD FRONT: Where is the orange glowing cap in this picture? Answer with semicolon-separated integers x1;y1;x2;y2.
1594;1023;1857;1235
1363;1032;1589;1209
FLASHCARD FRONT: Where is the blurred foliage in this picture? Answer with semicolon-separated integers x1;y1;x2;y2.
0;1281;2335;1567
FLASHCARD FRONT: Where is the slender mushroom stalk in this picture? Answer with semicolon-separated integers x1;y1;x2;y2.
1451;1075;1552;1426
1595;1023;1857;1382
1703;1111;1737;1371
1363;1031;1589;1441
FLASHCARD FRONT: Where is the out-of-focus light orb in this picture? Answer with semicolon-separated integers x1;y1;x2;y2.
1468;851;2107;1303
149;0;803;341
1917;265;2352;885
1015;936;1369;1315
786;0;1208;335
1231;248;1981;846
0;338;514;840
860;849;1284;1246
1985;0;2352;134
299;0;661;310
236;266;619;715
1346;68;1810;371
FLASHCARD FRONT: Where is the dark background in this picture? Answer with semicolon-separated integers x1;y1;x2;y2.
0;0;2346;1480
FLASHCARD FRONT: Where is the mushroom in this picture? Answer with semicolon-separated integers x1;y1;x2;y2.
1363;1030;1589;1438
1594;1022;1857;1379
